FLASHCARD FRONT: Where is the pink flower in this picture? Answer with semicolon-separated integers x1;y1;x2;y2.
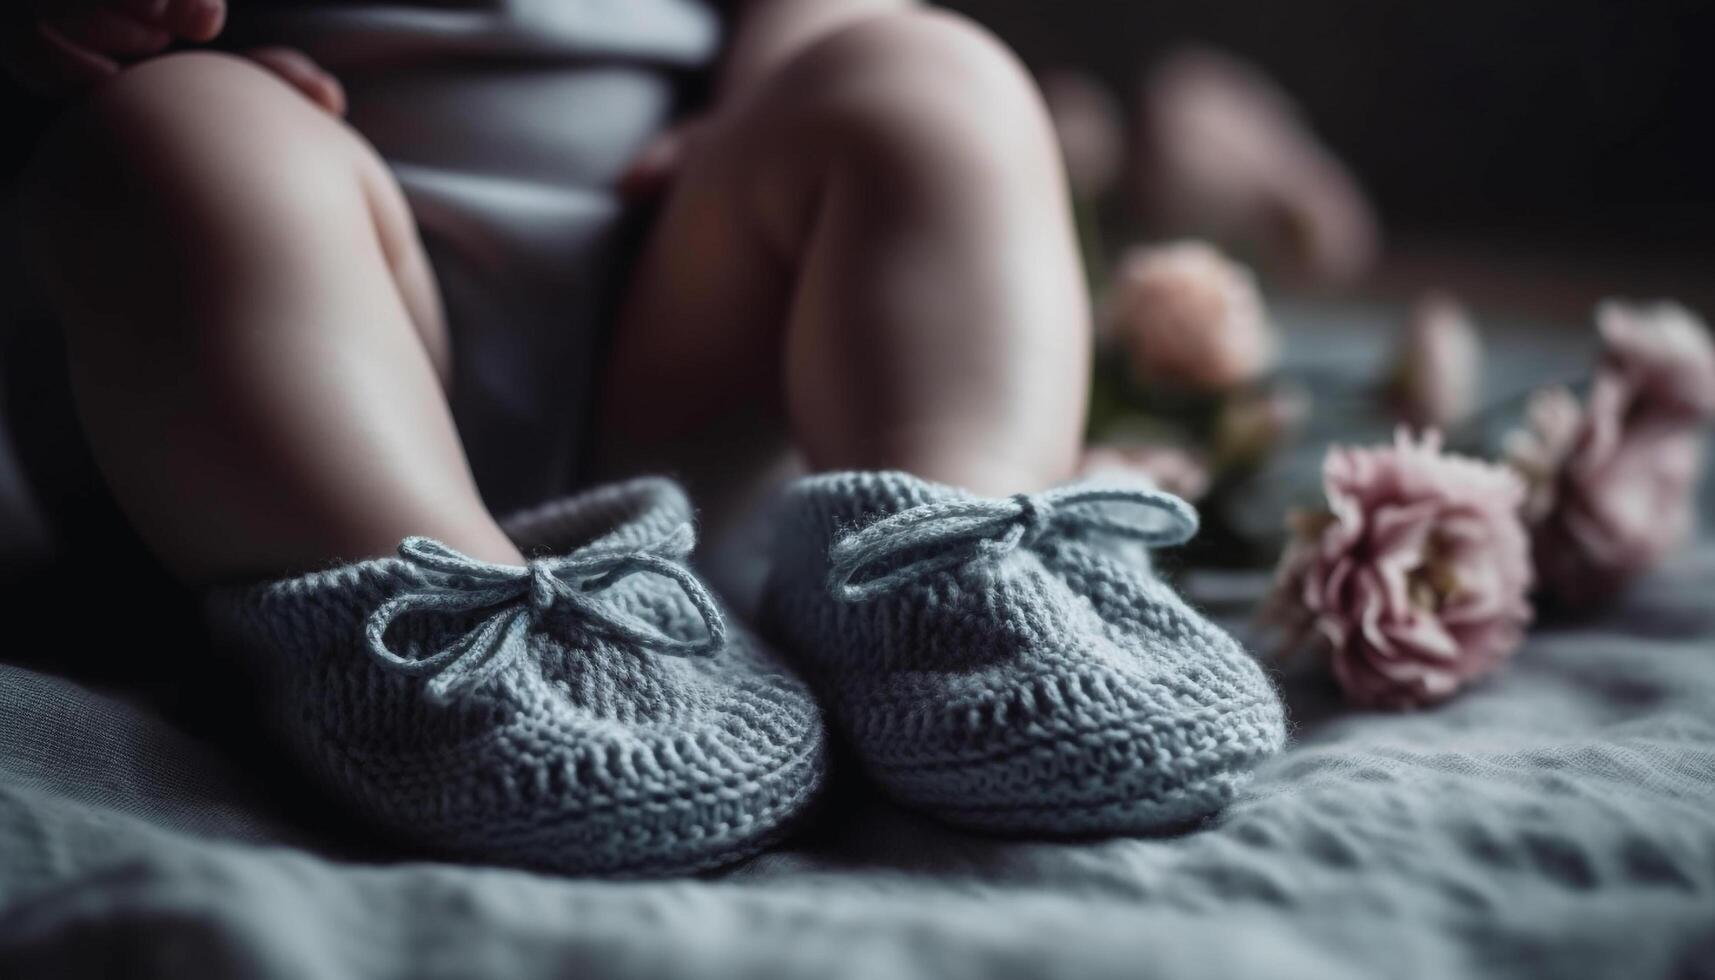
1079;442;1211;501
1593;301;1715;423
1506;301;1715;604
1039;69;1125;200
1269;429;1534;709
1504;386;1584;527
1107;240;1276;391
1393;293;1482;429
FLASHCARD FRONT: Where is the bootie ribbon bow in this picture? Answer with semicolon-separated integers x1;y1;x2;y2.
827;484;1198;602
365;525;725;702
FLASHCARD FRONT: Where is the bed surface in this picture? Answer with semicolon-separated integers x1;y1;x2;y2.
1;305;1712;979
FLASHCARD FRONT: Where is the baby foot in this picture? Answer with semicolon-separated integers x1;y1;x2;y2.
763;471;1284;836
1138;46;1380;286
205;478;827;875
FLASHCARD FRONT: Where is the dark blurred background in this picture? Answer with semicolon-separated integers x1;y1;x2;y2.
944;0;1715;311
7;1;1713;275
0;0;1709;682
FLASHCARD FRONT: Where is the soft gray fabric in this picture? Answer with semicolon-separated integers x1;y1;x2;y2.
3;306;1713;977
3;546;1714;978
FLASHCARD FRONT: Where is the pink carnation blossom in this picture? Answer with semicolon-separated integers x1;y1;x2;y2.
1506;301;1715;604
1270;430;1533;709
1106;240;1276;391
1504;386;1584;527
1593;300;1715;423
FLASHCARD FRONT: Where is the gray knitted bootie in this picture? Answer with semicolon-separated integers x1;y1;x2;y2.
763;470;1284;836
204;478;827;876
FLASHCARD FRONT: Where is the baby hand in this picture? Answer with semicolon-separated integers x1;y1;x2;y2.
618;117;711;200
2;0;225;96
4;1;344;118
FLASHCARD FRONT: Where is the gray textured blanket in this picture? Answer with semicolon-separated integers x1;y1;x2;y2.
3;552;1713;979
2;309;1713;979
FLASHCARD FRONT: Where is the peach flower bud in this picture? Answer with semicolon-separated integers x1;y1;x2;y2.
1040;69;1125;200
1393;293;1482;429
1106;240;1276;391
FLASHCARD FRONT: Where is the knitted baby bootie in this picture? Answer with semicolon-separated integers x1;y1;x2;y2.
763;471;1284;836
204;477;827;876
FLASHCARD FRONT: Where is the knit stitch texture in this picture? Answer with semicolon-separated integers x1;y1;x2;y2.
203;477;828;876
763;471;1286;835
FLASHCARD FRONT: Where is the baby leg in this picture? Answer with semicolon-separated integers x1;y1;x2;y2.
20;52;521;584
602;14;1284;836
598;10;1088;499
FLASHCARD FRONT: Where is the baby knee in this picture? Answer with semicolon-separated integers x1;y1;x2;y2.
20;52;371;304
785;10;1054;169
78;50;336;143
17;50;392;360
22;52;351;238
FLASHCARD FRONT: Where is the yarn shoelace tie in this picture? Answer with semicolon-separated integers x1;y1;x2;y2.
827;484;1199;602
366;524;725;702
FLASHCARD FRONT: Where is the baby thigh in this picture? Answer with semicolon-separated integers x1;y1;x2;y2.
19;51;520;584
595;9;1089;508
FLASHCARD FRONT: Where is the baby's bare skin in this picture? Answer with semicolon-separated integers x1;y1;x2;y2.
12;0;1091;584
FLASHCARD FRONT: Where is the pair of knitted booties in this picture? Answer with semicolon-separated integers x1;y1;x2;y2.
204;472;1283;876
